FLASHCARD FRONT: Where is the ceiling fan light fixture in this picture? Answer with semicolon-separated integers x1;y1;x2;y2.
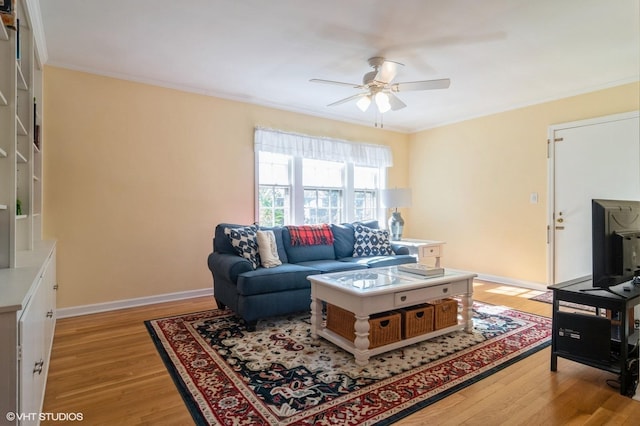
375;92;391;113
310;56;451;119
356;95;371;112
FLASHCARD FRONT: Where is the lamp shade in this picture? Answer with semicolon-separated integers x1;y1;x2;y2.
380;188;412;208
356;95;371;112
375;92;391;113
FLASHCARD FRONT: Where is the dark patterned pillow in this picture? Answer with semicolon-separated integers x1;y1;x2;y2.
224;225;261;269
353;223;395;257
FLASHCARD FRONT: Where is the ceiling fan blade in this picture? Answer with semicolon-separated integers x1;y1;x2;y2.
310;78;363;89
392;78;451;92
387;92;407;111
374;60;403;84
327;92;368;107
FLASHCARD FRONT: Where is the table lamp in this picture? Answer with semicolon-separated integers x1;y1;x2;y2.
381;188;412;240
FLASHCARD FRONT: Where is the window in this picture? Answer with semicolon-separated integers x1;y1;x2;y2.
257;152;291;226
303;159;343;224
353;166;379;222
255;128;392;226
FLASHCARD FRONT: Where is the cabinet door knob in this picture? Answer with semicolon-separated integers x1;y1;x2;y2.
46;310;53;318
442;288;448;293
401;296;407;302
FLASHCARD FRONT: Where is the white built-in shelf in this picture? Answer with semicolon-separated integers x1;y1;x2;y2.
0;90;7;106
16;116;27;135
0;147;7;158
33;175;40;182
33;143;40;153
0;21;7;41
32;213;40;217
16;150;27;163
16;215;27;220
17;63;28;91
0;204;7;210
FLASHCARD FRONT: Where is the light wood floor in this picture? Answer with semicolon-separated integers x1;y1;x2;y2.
42;282;640;425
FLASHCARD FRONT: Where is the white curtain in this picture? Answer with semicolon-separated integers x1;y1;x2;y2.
254;127;393;167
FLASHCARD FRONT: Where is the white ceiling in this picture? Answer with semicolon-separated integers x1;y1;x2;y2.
37;0;639;133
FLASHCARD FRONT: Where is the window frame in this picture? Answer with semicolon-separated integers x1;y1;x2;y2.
255;152;386;226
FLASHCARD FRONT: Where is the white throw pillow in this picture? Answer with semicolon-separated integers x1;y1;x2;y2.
257;230;282;268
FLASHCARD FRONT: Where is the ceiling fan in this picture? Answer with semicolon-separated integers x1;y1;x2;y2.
310;57;450;114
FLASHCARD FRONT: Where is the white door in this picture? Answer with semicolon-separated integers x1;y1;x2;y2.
549;112;640;285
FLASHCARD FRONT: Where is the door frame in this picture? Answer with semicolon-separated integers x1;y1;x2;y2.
546;110;640;286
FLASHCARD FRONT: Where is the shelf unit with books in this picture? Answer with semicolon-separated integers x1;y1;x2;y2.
0;1;57;423
0;0;41;267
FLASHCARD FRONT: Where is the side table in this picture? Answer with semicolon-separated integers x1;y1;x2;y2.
548;276;640;396
392;239;445;267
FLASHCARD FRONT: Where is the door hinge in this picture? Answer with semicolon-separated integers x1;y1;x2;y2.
554;137;564;142
547;139;550;158
547;225;550;244
18;345;22;361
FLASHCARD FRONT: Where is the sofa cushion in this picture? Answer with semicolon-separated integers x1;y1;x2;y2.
224;225;261;269
282;227;335;263
332;221;379;259
331;223;355;259
214;223;243;255
236;263;320;296
296;259;368;273
256;230;282;268
353;224;395;257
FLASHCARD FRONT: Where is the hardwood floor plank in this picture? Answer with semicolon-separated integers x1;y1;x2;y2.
41;282;640;425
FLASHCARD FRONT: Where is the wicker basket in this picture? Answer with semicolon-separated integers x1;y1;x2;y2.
326;304;402;348
400;304;435;338
430;298;459;330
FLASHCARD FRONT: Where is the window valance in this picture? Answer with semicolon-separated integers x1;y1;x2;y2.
254;127;393;167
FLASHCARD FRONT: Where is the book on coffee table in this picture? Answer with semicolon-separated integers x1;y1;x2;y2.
398;263;444;277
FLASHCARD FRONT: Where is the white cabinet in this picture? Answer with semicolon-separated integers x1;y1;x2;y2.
0;241;56;426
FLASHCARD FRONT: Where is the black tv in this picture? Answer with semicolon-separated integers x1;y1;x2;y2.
591;199;640;289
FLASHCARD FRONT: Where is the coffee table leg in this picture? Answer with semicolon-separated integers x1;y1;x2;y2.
310;295;322;339
354;314;371;366
463;292;473;333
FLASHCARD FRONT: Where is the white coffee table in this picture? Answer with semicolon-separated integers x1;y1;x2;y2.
308;266;476;366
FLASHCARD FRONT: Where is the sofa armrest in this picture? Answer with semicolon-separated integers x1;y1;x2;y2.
391;244;410;255
208;252;253;283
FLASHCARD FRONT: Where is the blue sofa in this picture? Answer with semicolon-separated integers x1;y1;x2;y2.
207;221;416;330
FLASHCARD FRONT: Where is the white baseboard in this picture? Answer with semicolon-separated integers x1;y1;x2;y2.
57;272;547;319
448;269;549;292
57;288;213;318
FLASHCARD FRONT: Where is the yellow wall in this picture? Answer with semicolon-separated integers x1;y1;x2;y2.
42;65;639;307
43;66;410;308
408;82;640;284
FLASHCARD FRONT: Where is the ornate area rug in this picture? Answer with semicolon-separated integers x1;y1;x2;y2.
145;302;551;425
530;290;596;313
